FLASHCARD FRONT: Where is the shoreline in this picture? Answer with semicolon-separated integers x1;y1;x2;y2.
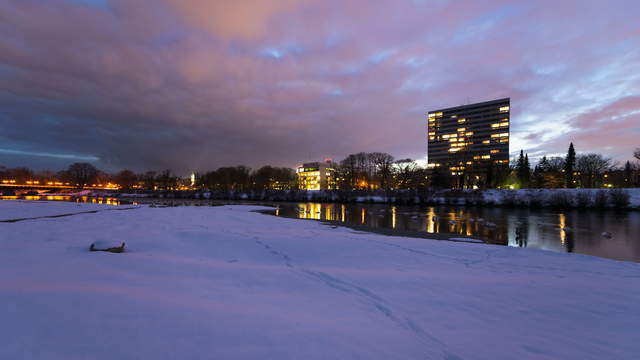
3;187;640;211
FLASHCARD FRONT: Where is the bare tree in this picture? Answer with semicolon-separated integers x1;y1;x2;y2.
114;170;138;190
338;154;359;189
533;156;564;188
356;153;374;188
251;166;295;190
542;157;562;172
156;169;178;190
576;153;612;188
370;152;394;189
394;159;418;189
140;171;157;190
634;148;640;161
62;163;99;188
35;170;57;184
5;167;34;183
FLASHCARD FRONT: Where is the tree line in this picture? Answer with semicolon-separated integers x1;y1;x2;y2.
0;163;297;191
1;145;639;190
512;143;640;189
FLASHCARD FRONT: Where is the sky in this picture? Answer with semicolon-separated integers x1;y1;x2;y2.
1;0;639;174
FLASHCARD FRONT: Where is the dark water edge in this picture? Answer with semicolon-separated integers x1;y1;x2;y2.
264;202;640;263
2;196;639;263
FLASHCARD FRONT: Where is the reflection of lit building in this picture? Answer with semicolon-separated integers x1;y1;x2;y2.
297;162;336;190
427;98;510;187
297;203;337;220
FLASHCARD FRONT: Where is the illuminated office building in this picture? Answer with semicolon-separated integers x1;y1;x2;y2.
297;162;337;190
427;98;510;186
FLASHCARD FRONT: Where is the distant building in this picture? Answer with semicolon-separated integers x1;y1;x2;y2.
297;162;337;190
427;98;510;188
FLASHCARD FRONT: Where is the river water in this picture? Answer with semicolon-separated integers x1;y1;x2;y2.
268;202;640;263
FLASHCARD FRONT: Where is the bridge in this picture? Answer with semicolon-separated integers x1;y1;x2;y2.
0;182;119;191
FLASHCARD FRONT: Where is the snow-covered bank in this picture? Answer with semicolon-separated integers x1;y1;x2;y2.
481;188;640;208
116;188;640;209
1;201;639;360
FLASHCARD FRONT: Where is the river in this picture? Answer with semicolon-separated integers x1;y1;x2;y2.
268;202;640;263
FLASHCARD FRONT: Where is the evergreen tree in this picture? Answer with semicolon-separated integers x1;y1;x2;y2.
524;154;531;186
564;142;576;188
515;150;526;187
516;150;524;168
533;156;548;188
624;161;632;188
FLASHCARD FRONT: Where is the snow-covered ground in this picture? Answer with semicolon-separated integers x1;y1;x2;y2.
1;201;639;360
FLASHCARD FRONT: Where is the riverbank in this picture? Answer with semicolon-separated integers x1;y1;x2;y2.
1;200;638;359
123;188;640;210
4;187;640;210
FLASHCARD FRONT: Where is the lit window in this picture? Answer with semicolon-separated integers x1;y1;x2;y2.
499;138;509;143
436;112;443;117
458;118;466;123
428;113;435;118
499;106;510;113
490;149;499;154
428;132;435;136
482;140;490;144
457;128;466;132
465;132;474;136
429;136;435;140
482;155;491;159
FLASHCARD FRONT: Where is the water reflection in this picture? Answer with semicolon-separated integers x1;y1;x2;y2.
277;203;640;263
1;195;127;206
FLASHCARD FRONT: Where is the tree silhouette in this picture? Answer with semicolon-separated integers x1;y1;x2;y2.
564;143;576;188
63;163;99;189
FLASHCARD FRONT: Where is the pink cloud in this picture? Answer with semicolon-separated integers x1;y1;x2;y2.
0;0;638;171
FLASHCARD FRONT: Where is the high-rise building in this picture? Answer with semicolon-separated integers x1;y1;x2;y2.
427;98;510;187
296;162;337;190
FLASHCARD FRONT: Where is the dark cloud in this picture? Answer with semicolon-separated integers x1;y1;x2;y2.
1;0;638;173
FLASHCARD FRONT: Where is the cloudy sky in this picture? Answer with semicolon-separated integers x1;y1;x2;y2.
1;0;639;173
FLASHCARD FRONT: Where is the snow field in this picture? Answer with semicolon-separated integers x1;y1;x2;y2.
0;201;639;360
